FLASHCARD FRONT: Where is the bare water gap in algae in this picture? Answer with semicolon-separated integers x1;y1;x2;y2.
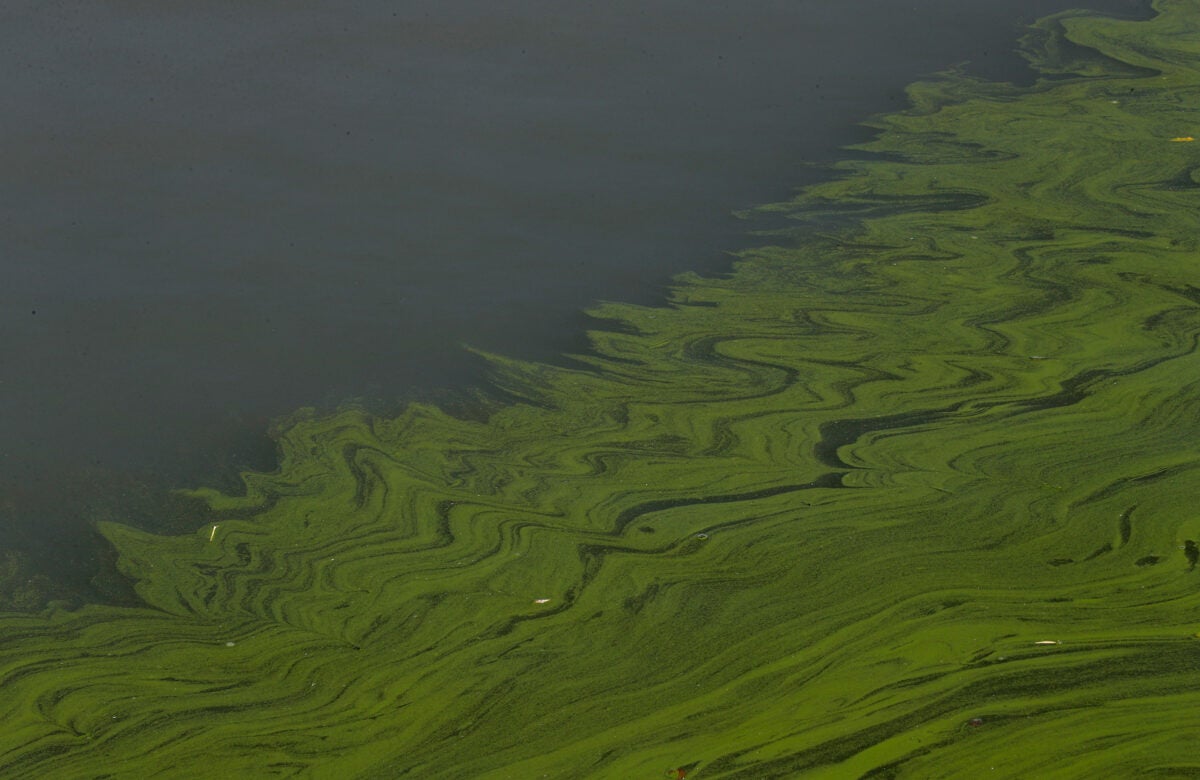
4;1;1200;777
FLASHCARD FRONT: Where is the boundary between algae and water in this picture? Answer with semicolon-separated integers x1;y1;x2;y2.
5;1;1200;777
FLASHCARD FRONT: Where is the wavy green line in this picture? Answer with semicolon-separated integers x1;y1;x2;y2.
5;1;1200;777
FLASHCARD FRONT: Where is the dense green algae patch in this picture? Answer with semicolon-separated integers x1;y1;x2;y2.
6;2;1200;777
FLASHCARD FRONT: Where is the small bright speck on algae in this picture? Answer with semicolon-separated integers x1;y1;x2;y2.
5;1;1200;777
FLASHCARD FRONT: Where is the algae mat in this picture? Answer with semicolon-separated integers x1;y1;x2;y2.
5;2;1200;777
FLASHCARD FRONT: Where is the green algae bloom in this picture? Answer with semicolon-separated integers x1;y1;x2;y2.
6;1;1200;777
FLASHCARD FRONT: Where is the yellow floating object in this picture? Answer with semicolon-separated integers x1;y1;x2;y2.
1169;136;1195;142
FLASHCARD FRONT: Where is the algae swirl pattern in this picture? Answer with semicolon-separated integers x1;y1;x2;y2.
5;1;1200;777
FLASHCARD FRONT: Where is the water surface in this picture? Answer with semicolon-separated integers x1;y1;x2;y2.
6;1;1200;777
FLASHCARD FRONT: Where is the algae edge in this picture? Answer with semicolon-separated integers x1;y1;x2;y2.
4;1;1200;777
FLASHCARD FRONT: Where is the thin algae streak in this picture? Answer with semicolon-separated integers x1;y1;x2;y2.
5;1;1200;777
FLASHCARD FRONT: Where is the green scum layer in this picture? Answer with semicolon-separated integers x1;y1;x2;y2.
5;2;1200;777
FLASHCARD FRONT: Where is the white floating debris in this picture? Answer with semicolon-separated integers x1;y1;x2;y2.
533;598;551;605
1033;640;1060;646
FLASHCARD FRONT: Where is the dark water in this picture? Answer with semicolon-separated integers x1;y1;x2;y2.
1;0;1148;599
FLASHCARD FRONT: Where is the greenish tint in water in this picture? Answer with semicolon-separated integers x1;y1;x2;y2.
5;2;1200;777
